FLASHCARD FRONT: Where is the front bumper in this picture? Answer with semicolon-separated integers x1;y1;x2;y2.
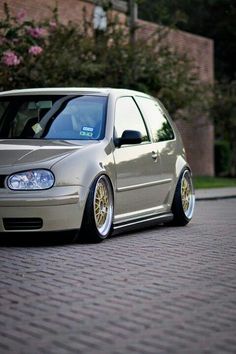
0;186;88;232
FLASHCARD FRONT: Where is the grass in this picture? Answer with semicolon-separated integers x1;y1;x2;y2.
193;176;236;189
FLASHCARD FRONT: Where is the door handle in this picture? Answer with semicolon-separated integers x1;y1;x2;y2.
152;151;158;160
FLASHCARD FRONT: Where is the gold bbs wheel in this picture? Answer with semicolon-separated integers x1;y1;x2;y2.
180;170;195;219
171;168;195;226
93;176;113;236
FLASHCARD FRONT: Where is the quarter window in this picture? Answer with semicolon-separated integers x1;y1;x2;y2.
136;97;174;142
115;97;149;142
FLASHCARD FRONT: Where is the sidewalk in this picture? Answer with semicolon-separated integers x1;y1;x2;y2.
196;187;236;200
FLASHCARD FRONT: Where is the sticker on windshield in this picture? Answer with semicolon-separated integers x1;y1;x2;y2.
82;126;94;132
32;123;43;134
80;131;93;137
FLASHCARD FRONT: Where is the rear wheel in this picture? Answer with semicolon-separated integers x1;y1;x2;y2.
171;169;195;226
79;175;114;242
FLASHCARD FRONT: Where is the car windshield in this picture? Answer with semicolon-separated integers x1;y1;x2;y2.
0;95;108;140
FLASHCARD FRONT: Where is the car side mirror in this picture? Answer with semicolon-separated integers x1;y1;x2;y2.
115;130;142;147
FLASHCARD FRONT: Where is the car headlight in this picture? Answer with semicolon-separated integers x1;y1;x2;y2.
7;169;55;190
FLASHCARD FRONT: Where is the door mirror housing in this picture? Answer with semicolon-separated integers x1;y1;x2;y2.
115;130;142;147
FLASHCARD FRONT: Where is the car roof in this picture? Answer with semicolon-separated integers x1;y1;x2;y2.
0;87;152;99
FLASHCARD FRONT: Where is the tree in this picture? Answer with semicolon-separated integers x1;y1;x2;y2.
136;0;236;175
211;82;236;176
0;3;206;121
137;0;236;82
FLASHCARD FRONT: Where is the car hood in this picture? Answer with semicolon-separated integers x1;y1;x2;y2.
0;139;98;173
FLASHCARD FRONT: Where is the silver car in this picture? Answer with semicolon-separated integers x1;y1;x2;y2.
0;88;195;242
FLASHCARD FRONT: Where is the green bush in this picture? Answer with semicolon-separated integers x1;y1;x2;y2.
214;140;232;176
211;83;236;176
0;3;207;120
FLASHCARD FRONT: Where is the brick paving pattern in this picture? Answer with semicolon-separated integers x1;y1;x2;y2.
0;199;236;354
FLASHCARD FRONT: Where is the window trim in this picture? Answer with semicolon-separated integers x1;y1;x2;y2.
134;95;176;143
0;94;108;141
114;95;151;148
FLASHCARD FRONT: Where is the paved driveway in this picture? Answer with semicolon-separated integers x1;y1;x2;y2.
0;199;236;354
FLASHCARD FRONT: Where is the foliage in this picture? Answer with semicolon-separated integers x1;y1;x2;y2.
137;0;236;82
211;82;236;176
193;176;236;189
0;4;51;88
214;140;232;176
136;0;236;175
0;3;206;120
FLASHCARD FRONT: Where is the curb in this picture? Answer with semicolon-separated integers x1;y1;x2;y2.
195;187;236;201
196;195;236;201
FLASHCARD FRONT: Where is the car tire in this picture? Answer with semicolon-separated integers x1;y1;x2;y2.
171;169;195;226
79;175;114;242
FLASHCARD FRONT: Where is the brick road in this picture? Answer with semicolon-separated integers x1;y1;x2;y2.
0;199;236;354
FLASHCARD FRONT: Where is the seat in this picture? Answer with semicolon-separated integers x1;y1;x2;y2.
19;109;50;138
20;117;38;138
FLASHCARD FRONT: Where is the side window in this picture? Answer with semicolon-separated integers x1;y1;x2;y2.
115;97;149;143
136;97;174;142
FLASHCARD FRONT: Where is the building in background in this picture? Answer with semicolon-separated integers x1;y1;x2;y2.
0;0;214;176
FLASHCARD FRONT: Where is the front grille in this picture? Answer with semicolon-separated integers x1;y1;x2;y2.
3;218;43;230
0;175;7;188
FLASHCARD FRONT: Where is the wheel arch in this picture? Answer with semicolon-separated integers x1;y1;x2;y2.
79;172;115;242
167;156;192;209
86;170;114;200
175;155;192;180
80;170;115;225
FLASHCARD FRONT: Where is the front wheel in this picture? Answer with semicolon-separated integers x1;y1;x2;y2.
171;169;195;226
79;175;114;242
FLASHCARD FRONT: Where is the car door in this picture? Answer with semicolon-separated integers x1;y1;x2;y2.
113;96;169;223
135;95;176;201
